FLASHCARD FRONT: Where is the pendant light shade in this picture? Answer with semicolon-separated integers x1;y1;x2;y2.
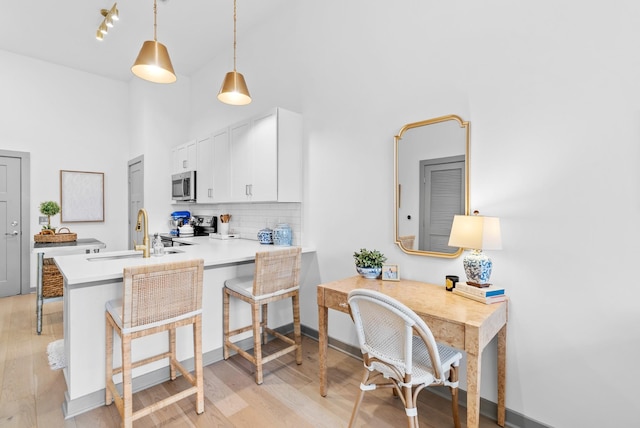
132;40;176;84
218;71;251;105
131;0;176;84
218;0;251;105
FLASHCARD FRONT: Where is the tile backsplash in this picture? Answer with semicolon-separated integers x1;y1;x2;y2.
191;202;302;246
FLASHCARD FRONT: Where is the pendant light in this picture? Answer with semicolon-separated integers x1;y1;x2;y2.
131;0;176;84
217;0;251;105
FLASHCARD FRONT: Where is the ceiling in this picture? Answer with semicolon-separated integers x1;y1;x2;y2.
0;0;289;82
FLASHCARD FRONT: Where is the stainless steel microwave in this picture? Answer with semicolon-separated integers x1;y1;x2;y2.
172;171;196;201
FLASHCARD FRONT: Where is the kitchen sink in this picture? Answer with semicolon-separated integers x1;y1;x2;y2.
87;248;183;262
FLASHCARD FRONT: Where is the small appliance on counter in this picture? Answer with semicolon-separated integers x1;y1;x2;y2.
192;215;217;236
169;211;191;236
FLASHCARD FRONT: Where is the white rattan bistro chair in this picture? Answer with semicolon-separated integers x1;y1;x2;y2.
223;247;302;384
347;289;462;428
105;259;205;428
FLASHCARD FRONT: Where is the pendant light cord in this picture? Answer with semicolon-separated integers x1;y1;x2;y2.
233;0;237;72
153;0;158;42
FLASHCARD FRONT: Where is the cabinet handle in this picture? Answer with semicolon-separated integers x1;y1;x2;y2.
183;160;187;169
339;302;349;308
208;189;212;198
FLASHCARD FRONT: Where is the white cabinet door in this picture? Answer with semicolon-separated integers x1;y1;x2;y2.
174;140;197;172
196;135;214;203
250;110;278;201
212;128;231;202
229;120;252;201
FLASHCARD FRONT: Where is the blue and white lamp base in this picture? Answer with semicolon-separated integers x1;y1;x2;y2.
463;249;493;287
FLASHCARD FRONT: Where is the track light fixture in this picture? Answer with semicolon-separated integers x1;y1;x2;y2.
96;3;119;41
131;0;177;84
218;0;251;105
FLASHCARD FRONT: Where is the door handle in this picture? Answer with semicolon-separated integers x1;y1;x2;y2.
5;231;18;236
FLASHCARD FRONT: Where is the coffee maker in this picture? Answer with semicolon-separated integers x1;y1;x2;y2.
192;215;217;236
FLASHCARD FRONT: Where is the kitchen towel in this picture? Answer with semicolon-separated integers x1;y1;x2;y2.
47;339;66;370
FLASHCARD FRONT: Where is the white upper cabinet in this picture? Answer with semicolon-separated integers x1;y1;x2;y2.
175;107;302;204
227;107;302;202
195;135;214;203
211;128;231;202
173;139;197;173
229;120;255;201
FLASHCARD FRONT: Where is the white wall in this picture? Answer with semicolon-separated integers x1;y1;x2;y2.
128;76;192;237
186;2;638;427
0;51;131;286
5;0;639;426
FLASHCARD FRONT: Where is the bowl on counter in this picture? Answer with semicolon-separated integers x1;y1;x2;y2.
179;225;194;237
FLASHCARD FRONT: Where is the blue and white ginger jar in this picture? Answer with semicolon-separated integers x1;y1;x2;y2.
257;227;273;245
273;223;292;246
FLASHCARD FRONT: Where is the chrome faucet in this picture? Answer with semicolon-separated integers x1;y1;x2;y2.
134;208;150;258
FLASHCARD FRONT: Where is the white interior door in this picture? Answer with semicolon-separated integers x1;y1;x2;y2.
0;156;22;297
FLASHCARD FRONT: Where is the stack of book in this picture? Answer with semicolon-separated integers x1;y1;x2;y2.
453;282;507;304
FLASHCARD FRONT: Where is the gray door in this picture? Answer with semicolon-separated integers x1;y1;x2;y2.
128;156;144;250
0;156;22;297
419;156;465;253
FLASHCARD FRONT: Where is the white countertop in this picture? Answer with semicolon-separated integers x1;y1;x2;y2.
54;237;315;285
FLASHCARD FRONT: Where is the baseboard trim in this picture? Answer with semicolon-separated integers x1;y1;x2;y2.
63;327;283;419
301;326;553;428
63;324;551;428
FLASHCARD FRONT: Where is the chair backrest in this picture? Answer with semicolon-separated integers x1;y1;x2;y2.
253;247;301;297
348;288;445;381
121;259;204;330
398;235;415;250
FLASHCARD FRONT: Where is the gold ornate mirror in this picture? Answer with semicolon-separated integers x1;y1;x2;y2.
394;115;469;257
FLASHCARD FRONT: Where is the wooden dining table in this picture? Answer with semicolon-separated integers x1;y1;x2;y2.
317;276;508;428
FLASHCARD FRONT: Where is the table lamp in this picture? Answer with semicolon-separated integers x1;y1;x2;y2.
447;211;502;287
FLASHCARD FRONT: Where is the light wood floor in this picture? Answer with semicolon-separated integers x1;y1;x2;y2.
0;293;499;427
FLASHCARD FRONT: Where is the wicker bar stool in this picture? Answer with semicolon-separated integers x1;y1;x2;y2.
105;259;205;428
223;247;302;384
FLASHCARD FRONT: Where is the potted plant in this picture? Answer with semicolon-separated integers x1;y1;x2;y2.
39;201;60;231
353;248;387;279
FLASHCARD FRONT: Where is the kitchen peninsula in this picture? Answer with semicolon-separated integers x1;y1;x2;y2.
54;238;316;418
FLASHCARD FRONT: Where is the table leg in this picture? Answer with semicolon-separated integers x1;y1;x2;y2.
318;304;328;397
466;351;481;428
36;253;44;335
497;324;507;426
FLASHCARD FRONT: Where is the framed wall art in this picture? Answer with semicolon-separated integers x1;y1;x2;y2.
60;170;104;222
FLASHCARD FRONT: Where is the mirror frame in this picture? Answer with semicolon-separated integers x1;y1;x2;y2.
394;114;470;258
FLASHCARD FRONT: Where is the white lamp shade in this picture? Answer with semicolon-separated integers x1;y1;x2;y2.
448;215;502;250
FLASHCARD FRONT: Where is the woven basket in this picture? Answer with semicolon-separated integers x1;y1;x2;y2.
34;227;77;243
42;258;63;298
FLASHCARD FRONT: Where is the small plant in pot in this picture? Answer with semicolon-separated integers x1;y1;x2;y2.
353;248;387;279
39;201;60;231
